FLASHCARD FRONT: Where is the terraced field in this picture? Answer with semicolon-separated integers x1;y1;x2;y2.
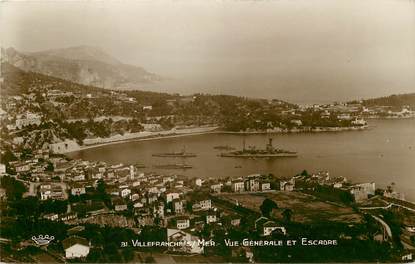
219;191;363;223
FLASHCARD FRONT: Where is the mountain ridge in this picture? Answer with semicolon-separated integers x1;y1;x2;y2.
1;46;162;90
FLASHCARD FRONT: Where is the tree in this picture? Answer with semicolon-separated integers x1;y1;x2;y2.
260;199;278;218
45;161;54;172
375;188;384;196
122;248;134;262
0;176;27;200
96;179;110;206
300;170;309;177
282;208;293;223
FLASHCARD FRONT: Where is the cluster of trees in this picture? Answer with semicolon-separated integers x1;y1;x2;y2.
356;93;415;109
0;176;27;200
57;119;145;145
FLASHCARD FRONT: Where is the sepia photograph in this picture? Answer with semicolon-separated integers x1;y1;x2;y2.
0;0;414;263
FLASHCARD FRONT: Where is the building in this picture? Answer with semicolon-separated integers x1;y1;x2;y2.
280;181;294;192
43;213;59;221
211;183;222;193
165;191;181;203
39;184;64;200
15;163;30;173
255;217;286;236
354;182;375;196
167;229;204;254
263;222;287;236
120;188;131;198
352;118;367;126
113;198;128;211
350;187;368;202
15;112;41;129
261;182;271;191
0;163;6;175
245;178;260;192
60;212;78;222
176;216;190;230
172;199;184;214
206;211;217;224
232;180;245;192
384;190;405;200
49;140;80;154
192;199;212;211
230;216;241;227
195;178;203;187
291;119;302;126
62;236;90;259
70;183;86;196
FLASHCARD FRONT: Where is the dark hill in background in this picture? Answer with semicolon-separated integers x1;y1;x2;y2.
350;93;415;108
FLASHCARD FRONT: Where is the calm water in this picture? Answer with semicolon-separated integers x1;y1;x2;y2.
69;119;415;201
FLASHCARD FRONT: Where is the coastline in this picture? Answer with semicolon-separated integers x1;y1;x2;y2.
65;126;219;154
215;125;370;135
65;125;369;154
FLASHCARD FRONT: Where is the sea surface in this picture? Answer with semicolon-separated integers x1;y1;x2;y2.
68;119;415;201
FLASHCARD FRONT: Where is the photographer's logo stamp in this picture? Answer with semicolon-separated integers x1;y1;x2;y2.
32;235;55;246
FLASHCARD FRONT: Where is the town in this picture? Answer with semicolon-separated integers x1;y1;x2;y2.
1;144;414;262
1;63;415;263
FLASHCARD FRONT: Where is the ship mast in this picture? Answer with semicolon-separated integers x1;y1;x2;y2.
267;138;273;152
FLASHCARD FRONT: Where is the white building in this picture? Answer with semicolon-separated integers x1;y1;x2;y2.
167;229;204;254
261;182;271;191
210;183;222;193
176;217;190;230
290;119;302;126
232;181;245;192
49;140;80;154
0;164;6;175
263;222;287;236
71;185;86;196
355;182;375;196
166;192;180;203
351;118;367;126
206;212;217;224
192;199;212;211
120;188;131;198
195;178;203;187
15;112;42;129
350;187;368;202
62;236;90;259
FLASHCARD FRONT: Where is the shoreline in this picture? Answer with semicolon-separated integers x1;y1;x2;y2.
214;125;369;135
65;127;219;154
66;125;370;154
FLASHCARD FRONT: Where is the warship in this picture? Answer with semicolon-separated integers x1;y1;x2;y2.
154;164;193;169
219;138;297;158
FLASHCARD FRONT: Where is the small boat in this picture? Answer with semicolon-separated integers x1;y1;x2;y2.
154;164;193;170
135;163;146;168
152;146;197;157
213;145;235;151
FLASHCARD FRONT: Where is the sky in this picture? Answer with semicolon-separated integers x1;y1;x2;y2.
1;0;415;103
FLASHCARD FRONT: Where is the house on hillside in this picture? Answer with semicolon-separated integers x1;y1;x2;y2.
255;216;286;236
62;236;90;259
167;229;204;254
